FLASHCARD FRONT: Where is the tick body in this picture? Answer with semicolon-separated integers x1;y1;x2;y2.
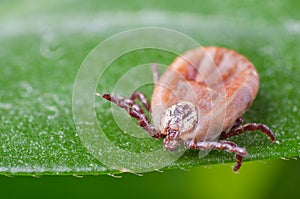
101;46;275;172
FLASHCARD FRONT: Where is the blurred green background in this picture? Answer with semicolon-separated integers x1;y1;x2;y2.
1;0;300;198
0;160;299;199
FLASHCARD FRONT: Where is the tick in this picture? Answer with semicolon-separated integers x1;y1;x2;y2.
99;46;275;172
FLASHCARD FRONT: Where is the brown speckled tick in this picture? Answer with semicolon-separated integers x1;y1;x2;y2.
99;46;275;172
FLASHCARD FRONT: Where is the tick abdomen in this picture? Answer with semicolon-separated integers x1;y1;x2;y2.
151;47;259;141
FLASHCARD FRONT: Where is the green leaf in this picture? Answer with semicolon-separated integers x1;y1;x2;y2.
1;0;299;175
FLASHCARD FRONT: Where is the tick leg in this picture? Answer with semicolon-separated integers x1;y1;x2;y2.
220;122;275;142
184;140;247;172
130;91;151;112
151;63;160;84
231;117;244;129
221;141;244;171
101;93;164;138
